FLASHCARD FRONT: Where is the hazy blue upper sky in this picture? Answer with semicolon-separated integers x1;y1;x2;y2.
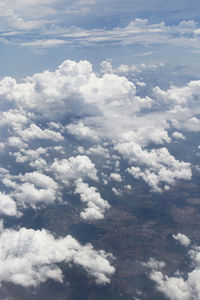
1;0;200;77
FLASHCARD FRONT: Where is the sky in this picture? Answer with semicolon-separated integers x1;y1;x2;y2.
1;0;200;77
0;1;200;299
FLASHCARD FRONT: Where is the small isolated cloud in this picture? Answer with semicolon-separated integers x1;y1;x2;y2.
109;172;122;182
15;182;57;206
173;233;191;246
112;187;122;196
75;178;110;220
143;257;166;270
172;132;186;140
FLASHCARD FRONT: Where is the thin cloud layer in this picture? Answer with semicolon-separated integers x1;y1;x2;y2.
2;12;200;53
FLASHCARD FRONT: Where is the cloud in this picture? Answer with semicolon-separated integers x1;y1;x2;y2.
0;223;115;287
112;187;122;196
173;233;191;247
3;171;59;208
17;124;64;142
0;60;136;121
109;173;122;182
21;39;68;48
18;171;58;189
49;19;200;51
75;178;110;220
0;0;200;53
0;59;195;195
124;146;191;192
0;192;18;216
149;270;192;300
3;16;200;51
14;182;57;206
86;145;110;158
0;1;47;32
66;121;99;141
145;237;200;300
49;155;98;185
172;132;185;140
12;147;48;167
143;257;166;270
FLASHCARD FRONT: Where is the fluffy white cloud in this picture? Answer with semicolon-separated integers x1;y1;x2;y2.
18;124;64;142
18;171;58;190
119;126;171;147
0;60;136;122
0;192;18;216
153;81;200;132
2;171;58;208
143;257;166;270
173;233;191;246
123;145;191;191
0;59;195;195
0;224;115;287
12;147;47;166
172;132;185;140
7;136;28;148
145;239;200;300
109;172;122;182
86;145;110;158
75;179;110;220
49;155;98;185
0;109;29;128
14;182;57;206
149;270;192;300
66;121;99;141
112;187;122;196
153;80;200;107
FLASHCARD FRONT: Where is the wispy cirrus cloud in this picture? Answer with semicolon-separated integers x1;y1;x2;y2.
2;15;200;53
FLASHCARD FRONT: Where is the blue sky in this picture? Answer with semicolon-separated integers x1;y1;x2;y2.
1;0;200;78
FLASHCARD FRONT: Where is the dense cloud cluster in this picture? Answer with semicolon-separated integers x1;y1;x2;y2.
125;147;191;192
0;59;198;210
0;221;115;287
0;59;199;289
